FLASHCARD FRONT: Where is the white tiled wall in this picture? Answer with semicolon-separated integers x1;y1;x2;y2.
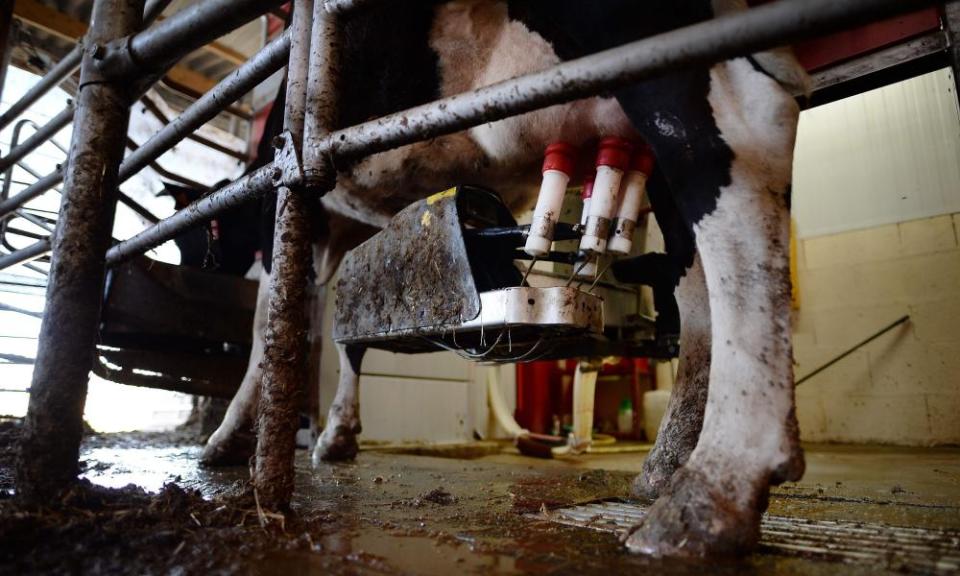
793;214;960;445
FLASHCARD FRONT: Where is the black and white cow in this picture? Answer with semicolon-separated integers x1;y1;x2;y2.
202;0;810;557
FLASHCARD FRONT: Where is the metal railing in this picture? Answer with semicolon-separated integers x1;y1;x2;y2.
0;26;291;270
2;0;945;505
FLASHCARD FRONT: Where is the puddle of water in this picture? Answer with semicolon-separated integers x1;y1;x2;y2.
257;530;520;576
80;446;231;496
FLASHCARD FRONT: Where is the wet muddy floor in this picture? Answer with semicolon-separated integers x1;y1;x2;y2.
1;422;958;575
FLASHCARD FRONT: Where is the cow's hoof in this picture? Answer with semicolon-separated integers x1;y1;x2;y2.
630;439;696;502
624;466;762;558
311;424;360;465
200;429;255;467
631;468;668;502
771;438;805;485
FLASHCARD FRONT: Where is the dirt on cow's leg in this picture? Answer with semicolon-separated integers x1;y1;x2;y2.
312;343;365;464
626;59;804;558
201;272;270;467
632;254;710;500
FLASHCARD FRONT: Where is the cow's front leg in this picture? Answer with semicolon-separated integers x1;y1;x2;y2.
627;60;804;557
626;177;803;557
201;270;270;466
312;343;366;464
632;253;710;500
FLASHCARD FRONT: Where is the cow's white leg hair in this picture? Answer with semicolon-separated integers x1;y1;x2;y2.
312;343;366;464
633;253;710;500
201;269;270;466
626;58;804;557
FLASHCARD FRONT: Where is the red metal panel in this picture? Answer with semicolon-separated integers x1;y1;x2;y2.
516;361;559;435
747;2;942;71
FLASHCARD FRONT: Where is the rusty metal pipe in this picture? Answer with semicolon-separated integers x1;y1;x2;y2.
308;0;947;163
138;95;249;162
0;47;83;132
0;239;51;272
0;32;289;243
16;0;145;503
118;30;291;182
302;0;339;187
0;0;176;220
0;0;169;133
105;164;277;265
104;0;941;269
0;105;74;174
0;171;64;220
95;0;287;79
253;0;318;514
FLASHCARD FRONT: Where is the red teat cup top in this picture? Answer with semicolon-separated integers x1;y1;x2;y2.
595;136;632;170
542;142;577;175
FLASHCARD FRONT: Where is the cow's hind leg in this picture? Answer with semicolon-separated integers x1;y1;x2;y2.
626;59;804;557
312;343;366;464
632;253;710;500
201;270;270;466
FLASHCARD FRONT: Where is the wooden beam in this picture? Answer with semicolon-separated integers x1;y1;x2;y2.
14;0;248;69
13;0;87;41
191;38;247;66
12;0;252;115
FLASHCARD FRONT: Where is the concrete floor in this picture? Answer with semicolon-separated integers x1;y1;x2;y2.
80;440;960;575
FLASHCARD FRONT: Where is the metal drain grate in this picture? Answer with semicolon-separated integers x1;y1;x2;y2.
540;501;960;573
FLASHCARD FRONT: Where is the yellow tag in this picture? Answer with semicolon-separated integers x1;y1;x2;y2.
421;211;433;228
426;187;457;205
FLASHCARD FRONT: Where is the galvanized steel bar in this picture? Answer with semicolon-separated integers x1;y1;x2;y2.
302;0;339;187
105;0;942;270
95;0;288;79
1;119;52;241
0;32;289;248
0;46;83;132
0;105;74;174
105;164;277;265
16;0;145;503
308;0;946;163
0;0;168;133
254;0;317;513
0;239;50;271
139;95;249;162
117;30;291;181
0;170;64;220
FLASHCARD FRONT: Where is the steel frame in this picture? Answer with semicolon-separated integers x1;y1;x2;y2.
4;0;949;506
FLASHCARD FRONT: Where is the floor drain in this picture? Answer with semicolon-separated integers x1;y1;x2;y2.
538;500;960;573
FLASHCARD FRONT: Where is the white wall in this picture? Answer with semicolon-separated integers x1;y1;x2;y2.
791;67;960;446
794;68;960;238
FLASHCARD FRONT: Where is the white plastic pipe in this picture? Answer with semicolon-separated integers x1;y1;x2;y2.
607;171;646;255
609;144;655;255
571;361;599;452
525;142;576;257
487;367;527;438
525;170;570;257
579;137;631;255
